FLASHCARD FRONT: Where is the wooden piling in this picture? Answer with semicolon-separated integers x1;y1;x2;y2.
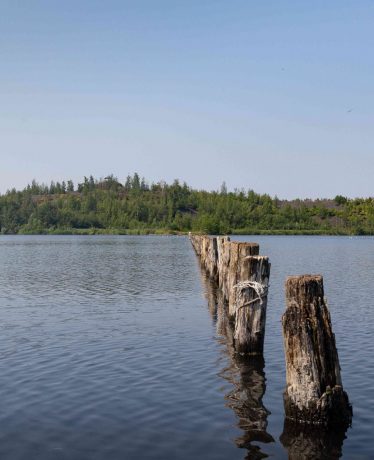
226;242;260;318
201;272;274;454
234;256;270;354
190;234;218;281
282;275;351;426
189;233;270;355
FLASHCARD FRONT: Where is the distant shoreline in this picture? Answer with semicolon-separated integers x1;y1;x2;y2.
1;175;373;236
1;227;371;236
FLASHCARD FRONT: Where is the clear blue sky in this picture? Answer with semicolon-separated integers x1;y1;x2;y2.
1;0;373;198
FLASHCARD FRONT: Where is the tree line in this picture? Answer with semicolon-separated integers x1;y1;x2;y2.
0;174;373;235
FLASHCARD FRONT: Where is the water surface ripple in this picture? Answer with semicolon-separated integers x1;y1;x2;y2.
0;235;372;459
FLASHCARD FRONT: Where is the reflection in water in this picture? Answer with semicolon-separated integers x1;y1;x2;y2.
201;272;274;459
280;418;348;460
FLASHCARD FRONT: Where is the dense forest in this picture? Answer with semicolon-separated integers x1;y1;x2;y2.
0;173;373;235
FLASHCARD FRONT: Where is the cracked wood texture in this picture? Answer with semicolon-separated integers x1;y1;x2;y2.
282;275;351;426
189;234;269;355
234;256;270;354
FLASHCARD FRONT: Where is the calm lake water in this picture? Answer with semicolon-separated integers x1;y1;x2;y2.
0;235;372;459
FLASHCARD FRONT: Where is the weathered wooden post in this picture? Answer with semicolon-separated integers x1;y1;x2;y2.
190;233;270;355
282;275;351;426
234;256;270;355
205;236;218;281
226;242;260;318
217;236;231;294
190;234;218;281
200;265;273;457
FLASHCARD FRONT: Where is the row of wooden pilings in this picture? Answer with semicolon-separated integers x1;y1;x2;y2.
189;233;352;428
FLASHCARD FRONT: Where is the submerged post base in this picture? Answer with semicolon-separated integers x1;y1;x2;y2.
284;384;352;427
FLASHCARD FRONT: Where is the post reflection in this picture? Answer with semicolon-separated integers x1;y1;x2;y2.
201;272;274;458
280;418;348;460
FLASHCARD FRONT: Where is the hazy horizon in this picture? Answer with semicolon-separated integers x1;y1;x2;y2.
1;1;373;199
